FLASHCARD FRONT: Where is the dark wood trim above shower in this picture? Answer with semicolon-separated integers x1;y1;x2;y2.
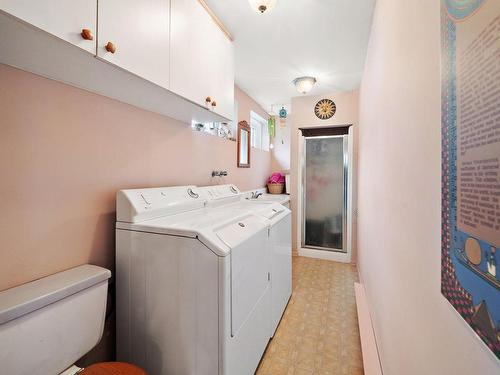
299;124;352;137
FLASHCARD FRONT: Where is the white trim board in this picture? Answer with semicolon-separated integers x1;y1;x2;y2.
298;247;351;263
354;282;383;375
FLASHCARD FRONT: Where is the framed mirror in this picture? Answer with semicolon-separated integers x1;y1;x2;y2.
237;120;251;168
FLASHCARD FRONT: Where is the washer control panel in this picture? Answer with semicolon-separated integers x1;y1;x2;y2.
117;186;206;223
199;184;240;200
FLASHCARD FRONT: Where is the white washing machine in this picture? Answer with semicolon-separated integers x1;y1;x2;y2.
260;201;292;335
198;184;292;335
115;185;291;375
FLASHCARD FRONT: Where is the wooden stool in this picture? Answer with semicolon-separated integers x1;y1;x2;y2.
80;362;147;375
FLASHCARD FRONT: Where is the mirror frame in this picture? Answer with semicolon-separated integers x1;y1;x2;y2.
237;120;251;168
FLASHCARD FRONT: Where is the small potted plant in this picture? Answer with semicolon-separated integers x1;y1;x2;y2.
267;172;285;194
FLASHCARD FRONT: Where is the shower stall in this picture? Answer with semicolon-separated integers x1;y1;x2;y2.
300;126;352;261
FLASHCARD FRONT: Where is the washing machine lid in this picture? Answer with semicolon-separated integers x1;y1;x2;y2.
116;205;266;256
258;204;288;220
215;200;290;224
214;214;267;249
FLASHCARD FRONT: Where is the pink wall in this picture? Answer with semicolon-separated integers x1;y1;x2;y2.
290;91;359;257
270;117;291;173
357;0;499;374
235;84;269;125
0;64;272;292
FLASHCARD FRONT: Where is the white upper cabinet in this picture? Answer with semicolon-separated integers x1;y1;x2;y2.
170;0;234;120
0;0;97;54
97;0;170;89
0;0;234;123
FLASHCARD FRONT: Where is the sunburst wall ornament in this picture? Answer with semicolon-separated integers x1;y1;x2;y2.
314;99;336;120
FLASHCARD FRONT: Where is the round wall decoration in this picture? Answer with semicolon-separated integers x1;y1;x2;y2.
279;106;287;119
314;99;336;120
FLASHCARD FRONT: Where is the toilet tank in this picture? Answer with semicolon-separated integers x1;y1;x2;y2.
0;265;111;375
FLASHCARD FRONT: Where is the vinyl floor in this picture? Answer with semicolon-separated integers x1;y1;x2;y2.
256;256;364;375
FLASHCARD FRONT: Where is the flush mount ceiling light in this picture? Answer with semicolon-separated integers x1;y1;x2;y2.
248;0;277;13
293;76;317;94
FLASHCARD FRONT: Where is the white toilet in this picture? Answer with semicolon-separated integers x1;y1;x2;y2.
0;264;145;375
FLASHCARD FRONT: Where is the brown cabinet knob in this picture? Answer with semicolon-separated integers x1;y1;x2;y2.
105;42;116;54
211;101;217;107
205;96;212;104
81;29;93;41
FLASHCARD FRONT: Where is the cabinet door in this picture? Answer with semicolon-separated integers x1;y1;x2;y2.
209;24;234;120
0;0;96;54
97;0;170;89
170;0;234;120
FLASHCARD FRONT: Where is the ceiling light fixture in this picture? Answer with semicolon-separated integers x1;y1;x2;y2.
293;76;317;94
248;0;277;13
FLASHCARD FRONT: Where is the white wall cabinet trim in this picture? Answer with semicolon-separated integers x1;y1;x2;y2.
0;0;234;124
0;11;229;124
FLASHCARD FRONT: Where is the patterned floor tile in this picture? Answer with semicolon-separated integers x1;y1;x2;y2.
256;256;364;375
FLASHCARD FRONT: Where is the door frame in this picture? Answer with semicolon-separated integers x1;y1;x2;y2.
297;126;354;263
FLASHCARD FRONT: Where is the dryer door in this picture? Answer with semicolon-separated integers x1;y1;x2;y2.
269;212;292;335
216;216;269;337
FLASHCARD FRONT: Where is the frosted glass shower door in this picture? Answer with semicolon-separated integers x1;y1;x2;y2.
302;136;347;252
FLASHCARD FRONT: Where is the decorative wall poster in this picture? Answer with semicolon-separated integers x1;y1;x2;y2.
441;0;500;358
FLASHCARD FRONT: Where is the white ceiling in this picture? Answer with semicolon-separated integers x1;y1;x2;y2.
205;0;376;113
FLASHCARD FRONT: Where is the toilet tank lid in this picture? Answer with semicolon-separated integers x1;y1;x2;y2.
0;265;111;325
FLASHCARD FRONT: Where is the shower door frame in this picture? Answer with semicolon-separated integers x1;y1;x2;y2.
298;127;353;263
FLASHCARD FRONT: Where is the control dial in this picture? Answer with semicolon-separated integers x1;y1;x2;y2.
187;188;199;199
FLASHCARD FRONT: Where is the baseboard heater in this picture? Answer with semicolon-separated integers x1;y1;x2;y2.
354;282;383;375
